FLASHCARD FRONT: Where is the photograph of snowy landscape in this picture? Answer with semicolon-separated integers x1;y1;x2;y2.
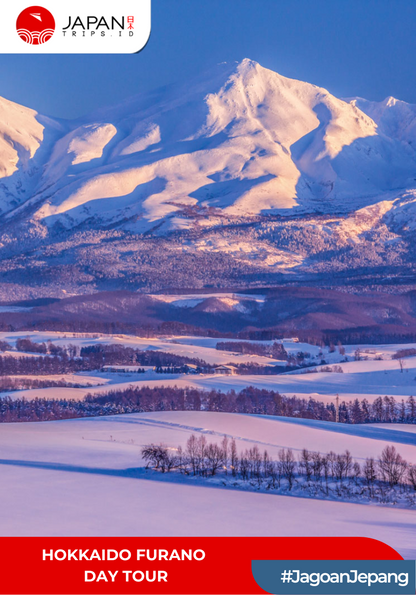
0;0;415;562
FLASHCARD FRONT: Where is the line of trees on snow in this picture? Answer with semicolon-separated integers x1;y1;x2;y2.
216;341;288;360
0;377;92;391
142;437;416;505
0;343;213;376
0;354;88;376
0;386;415;424
80;344;211;369
392;348;416;359
0;343;300;376
87;386;416;424
6;316;416;348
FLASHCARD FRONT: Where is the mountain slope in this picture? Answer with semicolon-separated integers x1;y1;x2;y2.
349;96;416;147
3;59;416;231
0;59;416;298
0;96;64;216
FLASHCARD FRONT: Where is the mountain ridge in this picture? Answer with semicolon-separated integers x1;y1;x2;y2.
0;59;416;299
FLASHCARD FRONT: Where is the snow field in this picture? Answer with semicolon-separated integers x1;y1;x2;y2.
2;332;416;404
0;411;414;558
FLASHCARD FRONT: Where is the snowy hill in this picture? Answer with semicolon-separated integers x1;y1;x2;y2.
0;411;415;557
1;59;416;297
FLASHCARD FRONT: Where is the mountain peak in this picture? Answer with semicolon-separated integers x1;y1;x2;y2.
1;60;416;235
235;57;261;73
384;95;398;107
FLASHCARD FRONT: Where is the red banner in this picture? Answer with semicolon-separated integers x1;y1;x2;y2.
0;537;402;594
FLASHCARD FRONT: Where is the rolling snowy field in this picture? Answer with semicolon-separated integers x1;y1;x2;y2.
0;411;415;558
1;332;415;557
2;331;416;405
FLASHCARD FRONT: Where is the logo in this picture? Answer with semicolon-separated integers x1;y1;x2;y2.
16;6;55;45
62;15;134;38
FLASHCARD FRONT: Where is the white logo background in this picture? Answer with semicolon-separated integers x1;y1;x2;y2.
2;0;151;54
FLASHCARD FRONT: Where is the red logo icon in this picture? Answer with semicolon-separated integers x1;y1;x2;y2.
16;6;55;45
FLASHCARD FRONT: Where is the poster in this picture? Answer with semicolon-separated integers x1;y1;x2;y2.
0;1;415;593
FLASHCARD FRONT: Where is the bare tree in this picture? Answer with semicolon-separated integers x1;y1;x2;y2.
338;342;345;356
186;434;198;475
334;451;352;485
248;446;262;483
311;452;323;483
263;450;273;480
196;435;208;476
352;461;361;485
239;453;249;481
141;444;178;473
230;438;238;477
378;445;407;487
205;443;223;476
363;458;377;496
221;435;229;474
407;465;416;491
322;454;330;494
327;451;337;478
279;448;296;490
299;448;312;481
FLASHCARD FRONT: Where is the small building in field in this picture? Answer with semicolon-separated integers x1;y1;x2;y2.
214;364;238;375
184;364;199;374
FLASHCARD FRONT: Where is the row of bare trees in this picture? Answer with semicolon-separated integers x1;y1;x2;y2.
0;376;91;391
142;438;416;504
0;344;212;377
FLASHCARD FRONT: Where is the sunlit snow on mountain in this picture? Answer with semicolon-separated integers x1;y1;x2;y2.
0;59;416;298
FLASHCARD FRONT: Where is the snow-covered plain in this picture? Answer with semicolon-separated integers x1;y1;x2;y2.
0;411;415;558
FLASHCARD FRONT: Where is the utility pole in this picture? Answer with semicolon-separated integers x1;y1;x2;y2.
335;394;339;423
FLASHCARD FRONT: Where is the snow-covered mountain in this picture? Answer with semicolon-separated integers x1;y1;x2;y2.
1;58;416;298
2;58;416;229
